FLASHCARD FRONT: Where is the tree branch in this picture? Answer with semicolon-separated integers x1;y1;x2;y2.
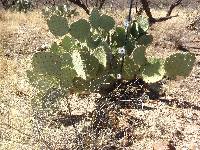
140;0;156;23
154;15;179;22
67;0;90;14
140;0;182;25
166;0;182;17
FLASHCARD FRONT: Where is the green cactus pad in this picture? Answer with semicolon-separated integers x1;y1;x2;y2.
60;52;73;68
123;56;140;80
164;52;196;79
59;67;77;88
130;21;139;39
50;42;59;53
87;35;102;49
61;35;74;51
89;9;101;29
32;52;62;76
47;15;69;36
137;34;153;46
93;47;107;68
141;59;165;83
99;15;115;32
125;38;136;56
132;46;147;66
72;50;86;80
80;49;101;78
27;70;59;91
50;42;65;54
70;19;91;42
111;27;126;48
137;15;149;32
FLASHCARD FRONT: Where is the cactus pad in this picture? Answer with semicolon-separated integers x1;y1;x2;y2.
80;49;102;78
164;52;196;79
72;50;86;80
93;47;107;68
61;52;74;68
132;46;147;66
99;15;115;32
27;70;59;91
137;34;153;46
50;42;59;53
32;52;62;76
111;27;126;48
141;59;165;83
87;35;102;49
47;15;69;36
61;35;74;51
59;67;77;88
130;21;139;39
125;38;136;56
123;56;140;80
70;19;91;42
89;9;101;29
137;15;149;32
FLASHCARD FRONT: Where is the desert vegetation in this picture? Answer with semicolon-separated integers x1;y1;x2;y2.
0;0;200;149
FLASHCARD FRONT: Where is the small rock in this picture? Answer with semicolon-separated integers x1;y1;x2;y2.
153;141;176;150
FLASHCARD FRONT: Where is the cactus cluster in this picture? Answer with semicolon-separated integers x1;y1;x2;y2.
27;9;196;104
42;3;79;20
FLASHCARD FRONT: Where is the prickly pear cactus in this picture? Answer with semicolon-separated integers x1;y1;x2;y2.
140;58;165;83
27;8;196;104
32;52;62;76
132;46;147;66
89;9;101;29
137;15;149;32
42;3;79;19
98;14;115;32
70;19;91;42
89;9;115;32
164;52;196;79
47;15;69;36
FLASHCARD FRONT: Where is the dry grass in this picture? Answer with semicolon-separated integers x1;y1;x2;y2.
0;10;54;57
0;7;200;150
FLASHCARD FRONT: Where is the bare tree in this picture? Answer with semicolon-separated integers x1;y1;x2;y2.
140;0;183;25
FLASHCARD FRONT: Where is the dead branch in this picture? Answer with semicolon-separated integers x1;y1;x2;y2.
68;0;90;14
140;0;182;25
166;0;182;17
140;0;156;23
154;15;179;22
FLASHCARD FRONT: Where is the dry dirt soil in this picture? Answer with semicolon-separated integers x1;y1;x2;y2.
0;6;200;150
